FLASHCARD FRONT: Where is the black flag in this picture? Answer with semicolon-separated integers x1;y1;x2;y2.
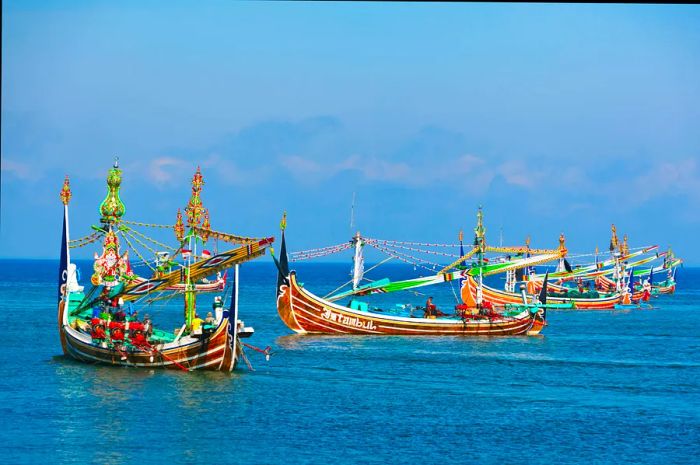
57;209;68;302
275;229;290;296
564;259;573;273
515;267;525;283
538;272;549;305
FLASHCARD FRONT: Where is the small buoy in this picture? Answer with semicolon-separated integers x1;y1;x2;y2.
149;355;154;363
265;354;270;361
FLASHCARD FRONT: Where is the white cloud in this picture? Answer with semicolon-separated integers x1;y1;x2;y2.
496;160;540;189
279;152;496;191
1;158;42;181
149;157;189;186
280;155;325;179
203;153;272;186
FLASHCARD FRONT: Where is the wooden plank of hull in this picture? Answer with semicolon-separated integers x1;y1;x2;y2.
462;276;620;309
59;303;237;371
277;273;544;336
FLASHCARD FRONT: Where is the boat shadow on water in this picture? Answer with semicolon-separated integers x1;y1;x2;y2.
274;332;546;352
50;353;245;385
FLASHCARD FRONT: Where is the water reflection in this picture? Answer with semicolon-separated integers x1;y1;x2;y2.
51;355;244;465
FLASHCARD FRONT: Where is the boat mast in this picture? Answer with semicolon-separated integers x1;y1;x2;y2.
351;230;364;290
91;157;132;291
610;224;621;292
183;166;207;330
473;207;486;305
62;178;72;269
556;233;567;273
99;157;126;229
350;191;356;231
474;206;486;267
524;235;531;280
58;176;73;302
233;263;240;328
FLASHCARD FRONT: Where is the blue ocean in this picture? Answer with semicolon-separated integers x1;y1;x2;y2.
1;259;698;464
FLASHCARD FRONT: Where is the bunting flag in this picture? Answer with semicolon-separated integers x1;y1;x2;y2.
81;238;273;309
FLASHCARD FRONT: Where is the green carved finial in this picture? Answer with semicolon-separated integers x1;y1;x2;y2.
473;206;486;249
185;166;205;229
99;159;126;224
473;206;486;266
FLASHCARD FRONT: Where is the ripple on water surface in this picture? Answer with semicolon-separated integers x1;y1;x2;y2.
0;261;699;464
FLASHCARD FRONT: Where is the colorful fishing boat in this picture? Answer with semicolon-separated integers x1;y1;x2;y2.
523;226;681;305
57;161;273;371
453;216;685;309
461;274;621;309
273;214;546;336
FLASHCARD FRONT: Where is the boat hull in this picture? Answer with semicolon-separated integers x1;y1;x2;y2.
58;299;238;371
277;272;545;336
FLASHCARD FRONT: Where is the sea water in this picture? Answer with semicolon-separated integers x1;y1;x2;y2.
1;260;698;464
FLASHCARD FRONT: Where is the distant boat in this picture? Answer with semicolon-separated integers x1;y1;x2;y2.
57;161;273;371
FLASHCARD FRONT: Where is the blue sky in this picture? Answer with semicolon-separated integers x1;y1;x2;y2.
2;2;699;263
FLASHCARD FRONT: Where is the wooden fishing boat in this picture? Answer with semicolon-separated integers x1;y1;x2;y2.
273;215;546;336
481;225;681;309
461;274;621;309
57;161;273;372
276;272;545;336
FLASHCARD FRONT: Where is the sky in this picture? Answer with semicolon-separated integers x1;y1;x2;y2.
2;1;699;264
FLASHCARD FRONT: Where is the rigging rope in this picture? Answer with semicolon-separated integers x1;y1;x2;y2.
69;231;104;249
365;238;460;248
291;242;352;256
364;240;442;273
363;239;461;259
189;225;262;245
323;277;356;299
125;226;178;252
123;230;162;261
324;256;396;300
122;220;174;229
290;242;353;261
119;230;157;272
